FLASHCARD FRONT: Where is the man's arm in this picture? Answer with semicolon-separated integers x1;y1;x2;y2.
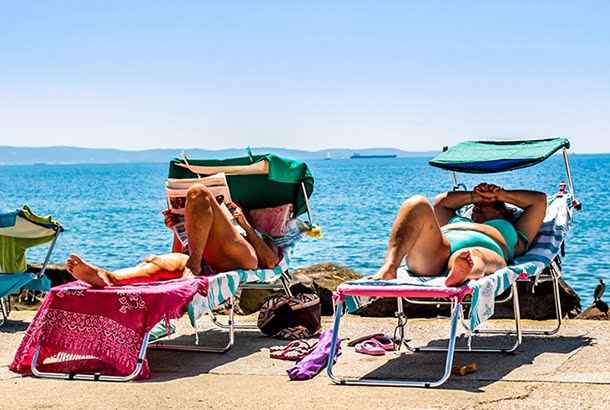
229;203;280;269
163;209;185;253
241;225;280;269
171;232;184;253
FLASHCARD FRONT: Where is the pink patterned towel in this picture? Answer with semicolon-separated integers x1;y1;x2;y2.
248;203;293;237
10;276;208;380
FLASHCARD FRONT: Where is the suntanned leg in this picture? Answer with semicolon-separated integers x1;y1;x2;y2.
184;184;215;276
66;253;188;288
372;195;451;280
184;185;257;275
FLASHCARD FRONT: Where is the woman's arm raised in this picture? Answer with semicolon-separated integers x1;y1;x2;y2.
495;189;546;257
434;190;488;225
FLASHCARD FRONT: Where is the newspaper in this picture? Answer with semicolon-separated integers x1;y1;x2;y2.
165;172;245;248
166;172;232;214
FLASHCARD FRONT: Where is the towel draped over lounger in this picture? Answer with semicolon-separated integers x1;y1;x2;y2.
10;276;208;379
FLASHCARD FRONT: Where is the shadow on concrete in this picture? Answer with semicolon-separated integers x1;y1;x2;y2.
355;334;593;392
145;327;289;382
0;319;31;334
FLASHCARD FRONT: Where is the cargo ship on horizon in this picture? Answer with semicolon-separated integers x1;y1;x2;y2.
350;153;398;159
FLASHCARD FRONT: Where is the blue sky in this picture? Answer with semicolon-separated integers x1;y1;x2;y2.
1;1;609;153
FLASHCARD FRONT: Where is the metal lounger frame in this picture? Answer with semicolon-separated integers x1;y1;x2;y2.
147;270;293;354
30;333;152;382
327;281;522;388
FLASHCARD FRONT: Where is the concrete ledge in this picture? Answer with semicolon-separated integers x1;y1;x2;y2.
1;311;609;408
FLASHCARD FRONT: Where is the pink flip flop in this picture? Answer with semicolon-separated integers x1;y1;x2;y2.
350;334;396;351
270;340;309;353
347;333;386;347
355;339;386;356
374;336;396;351
270;340;317;361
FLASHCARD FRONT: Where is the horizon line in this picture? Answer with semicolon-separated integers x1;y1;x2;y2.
2;144;609;155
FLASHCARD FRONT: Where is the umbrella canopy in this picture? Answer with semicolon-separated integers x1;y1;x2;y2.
429;137;570;174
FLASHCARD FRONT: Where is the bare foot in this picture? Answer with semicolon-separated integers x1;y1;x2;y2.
370;264;398;281
445;250;474;287
66;254;112;288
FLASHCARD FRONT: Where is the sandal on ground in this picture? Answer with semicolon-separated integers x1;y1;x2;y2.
355;339;386;356
270;340;317;360
374;335;396;351
348;333;396;350
347;333;386;347
270;340;310;353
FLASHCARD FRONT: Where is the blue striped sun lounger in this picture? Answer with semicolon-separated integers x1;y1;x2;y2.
326;193;574;388
342;193;573;331
147;218;309;353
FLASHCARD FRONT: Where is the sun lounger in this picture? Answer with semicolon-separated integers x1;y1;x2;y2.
9;153;317;381
327;137;580;388
0;206;63;327
148;220;306;352
149;152;318;353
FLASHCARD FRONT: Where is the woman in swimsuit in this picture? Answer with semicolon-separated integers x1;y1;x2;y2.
371;183;547;287
67;184;280;288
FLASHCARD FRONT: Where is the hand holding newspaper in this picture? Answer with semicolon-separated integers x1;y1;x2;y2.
166;172;232;214
165;172;246;248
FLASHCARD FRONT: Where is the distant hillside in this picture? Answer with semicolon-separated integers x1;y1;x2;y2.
0;146;439;165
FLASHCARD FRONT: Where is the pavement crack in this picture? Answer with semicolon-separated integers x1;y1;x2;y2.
461;383;540;409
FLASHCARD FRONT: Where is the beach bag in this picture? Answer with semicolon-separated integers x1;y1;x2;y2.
257;293;321;340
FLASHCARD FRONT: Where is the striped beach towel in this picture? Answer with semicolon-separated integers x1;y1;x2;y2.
343;194;573;331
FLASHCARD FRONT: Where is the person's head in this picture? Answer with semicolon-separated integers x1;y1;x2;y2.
471;201;511;223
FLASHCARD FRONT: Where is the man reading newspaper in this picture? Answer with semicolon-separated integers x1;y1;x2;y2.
166;173;245;245
65;174;281;287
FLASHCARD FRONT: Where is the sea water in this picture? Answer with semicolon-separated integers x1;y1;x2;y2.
1;155;608;304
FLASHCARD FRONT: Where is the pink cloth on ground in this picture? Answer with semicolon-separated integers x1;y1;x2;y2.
10;276;208;380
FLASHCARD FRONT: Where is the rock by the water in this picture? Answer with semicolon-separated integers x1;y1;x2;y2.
576;303;610;320
27;263;75;287
491;277;581;320
236;262;362;315
290;263;362;315
354;297;452;318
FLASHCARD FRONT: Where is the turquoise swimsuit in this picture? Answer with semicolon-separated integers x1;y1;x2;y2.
445;216;521;261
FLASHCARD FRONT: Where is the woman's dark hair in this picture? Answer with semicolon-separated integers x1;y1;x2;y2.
492;201;514;221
